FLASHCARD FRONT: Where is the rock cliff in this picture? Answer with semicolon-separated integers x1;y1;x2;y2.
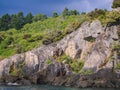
0;20;120;87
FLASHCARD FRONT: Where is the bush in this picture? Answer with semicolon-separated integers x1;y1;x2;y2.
70;60;84;73
0;37;3;43
88;9;106;19
57;54;84;73
23;34;32;39
4;37;14;45
46;59;52;64
105;11;120;24
0;37;14;49
116;62;120;69
80;69;93;75
57;54;71;63
0;15;89;58
112;0;120;8
84;36;96;42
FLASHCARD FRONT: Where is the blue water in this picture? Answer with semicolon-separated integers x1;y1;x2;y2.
0;85;119;90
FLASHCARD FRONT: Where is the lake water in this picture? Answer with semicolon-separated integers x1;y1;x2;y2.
0;85;119;90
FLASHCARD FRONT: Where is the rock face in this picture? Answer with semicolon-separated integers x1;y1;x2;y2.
0;20;120;87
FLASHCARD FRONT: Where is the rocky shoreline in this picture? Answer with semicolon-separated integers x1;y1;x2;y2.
0;62;120;88
0;20;120;88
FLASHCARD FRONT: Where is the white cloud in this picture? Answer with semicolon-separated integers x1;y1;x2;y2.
62;0;113;12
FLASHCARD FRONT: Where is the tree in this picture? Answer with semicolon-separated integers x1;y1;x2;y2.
10;14;17;28
33;14;47;22
25;12;33;24
112;0;120;8
62;7;69;18
10;12;25;30
0;14;11;30
17;12;25;28
69;10;79;15
52;12;58;18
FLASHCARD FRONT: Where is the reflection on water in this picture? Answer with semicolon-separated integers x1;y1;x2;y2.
0;85;119;90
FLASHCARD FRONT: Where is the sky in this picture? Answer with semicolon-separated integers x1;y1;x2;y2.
0;0;113;16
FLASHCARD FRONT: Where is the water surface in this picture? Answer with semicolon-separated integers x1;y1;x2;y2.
0;85;119;90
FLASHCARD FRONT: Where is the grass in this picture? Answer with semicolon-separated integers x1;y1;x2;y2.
57;54;85;74
0;15;89;59
46;59;52;64
0;10;119;59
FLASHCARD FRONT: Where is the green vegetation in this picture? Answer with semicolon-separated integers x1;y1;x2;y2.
112;0;120;8
57;54;84;73
0;12;47;31
0;5;120;60
0;13;88;59
70;60;84;73
80;69;93;75
52;12;58;18
84;36;96;43
57;54;71;63
87;8;120;25
112;42;120;57
46;59;52;64
116;62;120;69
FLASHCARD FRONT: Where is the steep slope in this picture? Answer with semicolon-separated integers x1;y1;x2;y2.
0;20;120;87
0;15;87;59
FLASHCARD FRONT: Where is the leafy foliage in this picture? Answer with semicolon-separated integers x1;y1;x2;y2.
116;62;120;69
46;59;52;64
25;13;33;24
0;7;119;60
32;13;47;22
0;14;11;30
112;0;120;8
57;54;84;73
0;14;88;58
88;8;106;19
52;12;58;18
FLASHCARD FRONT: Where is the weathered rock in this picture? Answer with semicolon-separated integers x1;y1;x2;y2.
18;78;31;85
0;54;25;76
83;25;119;72
0;20;120;88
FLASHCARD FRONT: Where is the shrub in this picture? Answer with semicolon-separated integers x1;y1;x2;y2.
0;14;89;58
4;37;14;45
64;21;80;34
23;34;32;39
0;37;3;43
84;36;96;42
46;59;52;64
70;60;84;73
112;0;120;8
88;9;106;19
116;62;120;69
57;54;71;63
105;11;120;25
80;69;93;75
